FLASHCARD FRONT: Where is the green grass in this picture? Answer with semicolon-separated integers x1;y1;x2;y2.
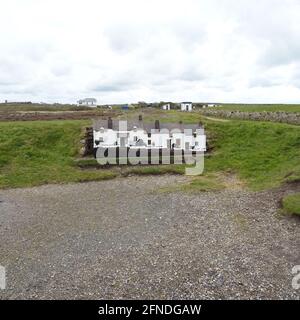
122;109;203;124
3;103;299;113
158;174;225;193
0;112;299;190
142;110;300;190
0;120;116;188
203;120;300;190
282;193;300;216
184;175;225;192
179;174;225;192
143;109;203;123
218;104;300;113
123;164;185;176
76;158;186;175
79;111;300;191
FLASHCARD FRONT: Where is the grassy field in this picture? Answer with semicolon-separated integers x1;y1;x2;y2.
0;120;117;188
218;104;300;113
2;103;300;114
0;112;299;190
0;103;92;112
282;193;300;216
203;119;300;190
131;109;203;123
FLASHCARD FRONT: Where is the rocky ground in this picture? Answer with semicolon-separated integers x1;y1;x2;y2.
0;175;299;299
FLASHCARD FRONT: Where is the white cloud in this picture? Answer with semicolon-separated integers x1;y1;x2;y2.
0;0;300;103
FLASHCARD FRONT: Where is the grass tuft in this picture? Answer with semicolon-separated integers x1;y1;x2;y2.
281;193;300;216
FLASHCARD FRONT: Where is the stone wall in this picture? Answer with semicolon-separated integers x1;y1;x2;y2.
200;110;300;125
80;127;94;156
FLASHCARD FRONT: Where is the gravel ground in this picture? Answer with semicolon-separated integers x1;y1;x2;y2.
0;175;299;300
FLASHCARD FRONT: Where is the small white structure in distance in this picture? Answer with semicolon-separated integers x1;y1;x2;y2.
162;103;171;111
181;102;192;112
77;98;97;107
203;103;221;108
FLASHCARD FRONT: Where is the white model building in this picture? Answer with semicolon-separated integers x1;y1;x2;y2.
162;103;171;110
93;117;206;156
77;98;97;107
180;102;193;112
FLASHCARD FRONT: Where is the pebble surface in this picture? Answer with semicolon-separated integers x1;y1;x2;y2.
0;175;299;299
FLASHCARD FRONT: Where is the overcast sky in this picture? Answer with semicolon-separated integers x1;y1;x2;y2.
1;0;300;104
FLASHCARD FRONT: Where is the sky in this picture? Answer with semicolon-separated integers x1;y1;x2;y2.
1;0;300;104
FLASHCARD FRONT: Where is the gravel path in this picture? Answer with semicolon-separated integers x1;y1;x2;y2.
0;175;299;299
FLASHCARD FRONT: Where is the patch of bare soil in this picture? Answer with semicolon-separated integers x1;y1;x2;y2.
202;116;230;122
0;110;119;121
219;173;246;190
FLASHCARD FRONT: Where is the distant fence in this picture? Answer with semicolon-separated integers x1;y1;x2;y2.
200;110;300;125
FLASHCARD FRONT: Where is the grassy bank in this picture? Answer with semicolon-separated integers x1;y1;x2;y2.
73;116;300;190
203;120;300;190
0;115;299;190
282;193;300;216
0;120;116;188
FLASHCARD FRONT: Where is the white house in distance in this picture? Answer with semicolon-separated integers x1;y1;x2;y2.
93;116;206;156
77;98;97;107
162;103;171;111
181;102;193;112
202;103;221;108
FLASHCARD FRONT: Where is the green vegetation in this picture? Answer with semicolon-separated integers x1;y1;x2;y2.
0;112;299;190
158;174;225;193
122;164;185;176
281;193;300;216
138;109;203;124
218;104;300;113
168;174;225;193
184;175;225;192
144;110;300;190
76;158;186;175
203;119;300;190
1;103;300;113
0;120;116;188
